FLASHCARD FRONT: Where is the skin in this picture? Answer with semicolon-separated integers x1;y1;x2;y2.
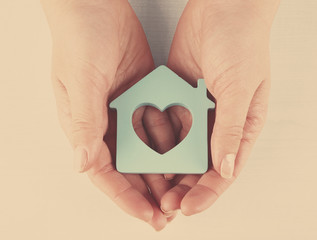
41;0;177;231
41;0;280;231
160;0;280;215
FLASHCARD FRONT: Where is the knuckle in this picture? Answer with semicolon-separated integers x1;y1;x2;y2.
213;124;244;141
248;103;268;125
245;104;267;133
65;58;113;95
216;80;253;102
240;136;256;146
245;113;265;131
242;120;263;144
71;118;103;138
206;62;249;95
243;103;268;141
92;163;116;178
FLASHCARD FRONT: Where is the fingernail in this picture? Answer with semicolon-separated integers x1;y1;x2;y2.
73;147;88;173
220;154;236;179
161;207;175;217
164;210;176;218
164;175;173;180
143;209;154;222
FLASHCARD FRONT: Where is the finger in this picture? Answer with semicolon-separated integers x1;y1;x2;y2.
180;80;270;215
147;195;168;231
149;106;196;214
87;143;153;223
206;73;256;179
180;169;232;216
143;106;176;154
124;174;167;231
167;212;178;222
160;174;200;213
163;107;181;181
167;105;192;144
180;133;259;215
133;107;174;225
164;174;176;180
132;106;149;146
163;106;193;180
133;106;172;201
143;106;177;180
51;76;72;140
142;174;174;218
233;79;270;175
90;100;168;230
66;70;111;173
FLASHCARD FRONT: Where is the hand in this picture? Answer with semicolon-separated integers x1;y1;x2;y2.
161;0;280;215
41;0;176;230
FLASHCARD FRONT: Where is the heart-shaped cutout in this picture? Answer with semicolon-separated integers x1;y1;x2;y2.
132;105;192;155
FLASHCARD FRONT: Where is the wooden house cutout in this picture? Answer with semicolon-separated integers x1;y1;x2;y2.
110;65;215;173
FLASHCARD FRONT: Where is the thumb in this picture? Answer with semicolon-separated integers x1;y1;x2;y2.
68;76;108;173
209;82;254;179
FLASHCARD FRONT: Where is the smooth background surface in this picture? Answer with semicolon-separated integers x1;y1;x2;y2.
0;1;316;239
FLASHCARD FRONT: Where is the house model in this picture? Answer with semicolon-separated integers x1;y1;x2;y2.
110;65;215;174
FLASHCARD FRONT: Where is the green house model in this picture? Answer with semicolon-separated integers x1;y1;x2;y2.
110;65;215;174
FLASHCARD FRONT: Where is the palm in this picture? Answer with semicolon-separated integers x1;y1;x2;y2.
50;1;175;230
161;0;271;215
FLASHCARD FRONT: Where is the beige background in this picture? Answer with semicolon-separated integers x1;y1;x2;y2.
0;0;317;239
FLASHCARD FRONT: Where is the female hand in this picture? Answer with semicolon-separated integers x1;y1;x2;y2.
161;0;280;216
41;0;176;230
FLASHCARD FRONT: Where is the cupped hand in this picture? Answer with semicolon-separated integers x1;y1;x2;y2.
41;0;176;230
161;0;279;215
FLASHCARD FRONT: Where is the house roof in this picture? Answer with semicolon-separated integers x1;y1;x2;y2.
110;65;213;111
